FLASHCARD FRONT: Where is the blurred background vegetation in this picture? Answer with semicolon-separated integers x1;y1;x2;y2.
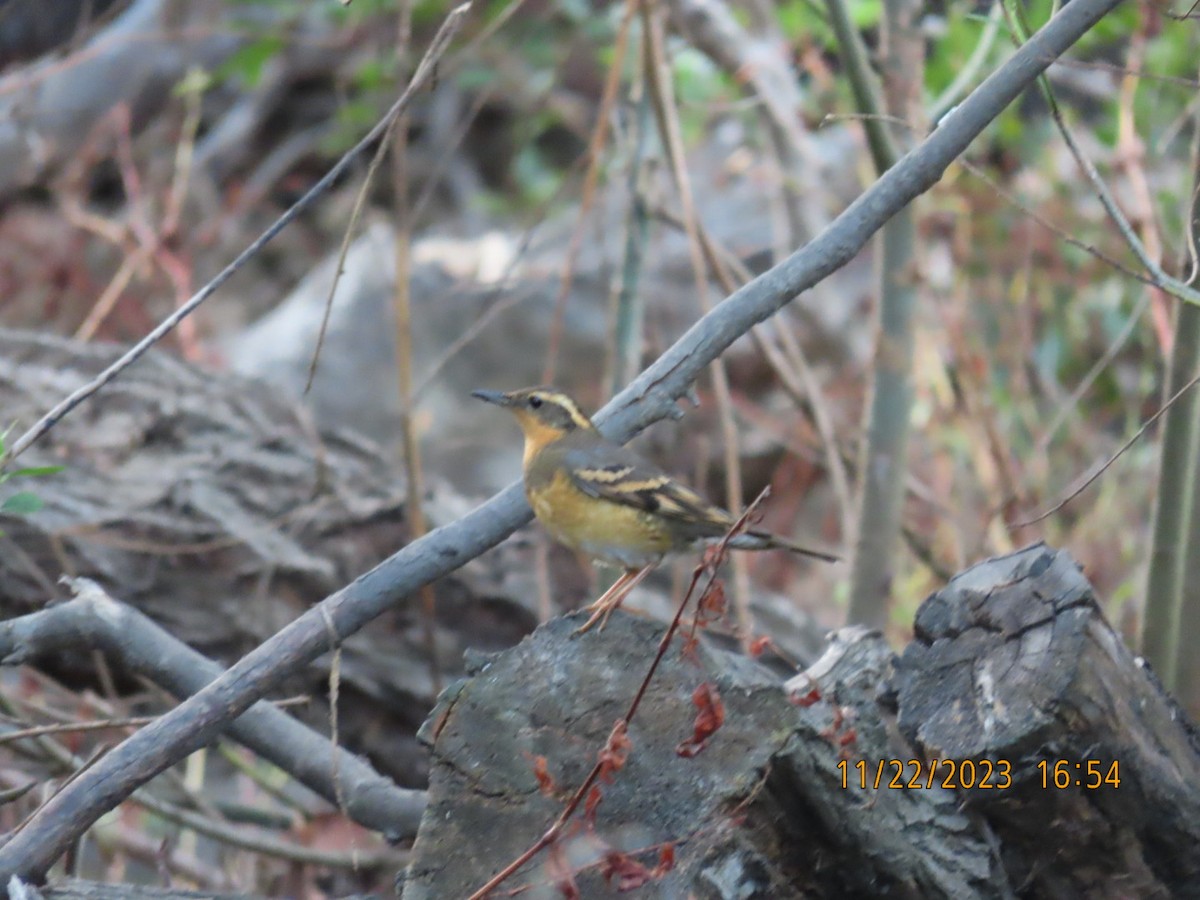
0;0;1197;889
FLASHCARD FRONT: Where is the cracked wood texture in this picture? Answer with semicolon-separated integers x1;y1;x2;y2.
894;543;1200;899
406;545;1200;898
404;614;1010;898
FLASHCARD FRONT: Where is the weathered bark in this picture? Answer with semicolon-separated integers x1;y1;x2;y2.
404;617;1010;898
894;543;1200;898
405;545;1200;898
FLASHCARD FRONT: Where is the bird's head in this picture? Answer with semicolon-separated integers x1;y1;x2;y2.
472;386;596;464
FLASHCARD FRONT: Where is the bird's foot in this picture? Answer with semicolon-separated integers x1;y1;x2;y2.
573;566;652;636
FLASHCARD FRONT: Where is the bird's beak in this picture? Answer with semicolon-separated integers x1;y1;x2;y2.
471;389;512;407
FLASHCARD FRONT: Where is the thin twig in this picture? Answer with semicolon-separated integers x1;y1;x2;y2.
664;0;828;243
72;101;198;348
999;0;1200;309
610;64;652;394
0;704;317;745
0;578;425;837
821;0;897;173
391;2;442;696
1015;369;1200;527
304;4;465;394
163;70;204;237
73;249;143;342
650;204;854;547
1033;287;1151;455
958;157;1169;290
541;0;638;383
643;0;755;647
1113;11;1171;353
138;774;405;868
3;694;391;870
411;152;591;400
929;3;1006;121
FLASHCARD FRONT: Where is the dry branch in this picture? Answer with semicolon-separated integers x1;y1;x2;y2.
0;579;425;840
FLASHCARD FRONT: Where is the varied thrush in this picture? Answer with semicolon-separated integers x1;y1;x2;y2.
473;386;837;632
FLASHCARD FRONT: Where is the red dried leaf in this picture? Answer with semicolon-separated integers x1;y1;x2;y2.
697;579;726;623
652;843;676;876
598;721;632;782
788;686;821;707
531;754;556;795
678;631;701;663
585;785;604;824
820;705;857;755
600;851;652;891
748;635;772;657
548;842;579;898
676;682;725;757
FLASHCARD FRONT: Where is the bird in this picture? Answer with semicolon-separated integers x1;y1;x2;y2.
472;385;838;633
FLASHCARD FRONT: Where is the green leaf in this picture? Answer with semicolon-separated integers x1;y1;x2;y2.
457;63;498;91
214;36;286;88
1;492;44;515
9;465;64;478
776;0;811;40
674;49;724;108
849;0;882;29
354;57;393;91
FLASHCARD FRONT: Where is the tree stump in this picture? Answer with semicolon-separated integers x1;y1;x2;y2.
893;543;1200;898
404;544;1200;898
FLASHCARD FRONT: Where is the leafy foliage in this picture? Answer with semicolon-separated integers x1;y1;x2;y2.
0;426;62;520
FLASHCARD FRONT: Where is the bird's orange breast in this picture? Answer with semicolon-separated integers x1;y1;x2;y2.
527;469;674;568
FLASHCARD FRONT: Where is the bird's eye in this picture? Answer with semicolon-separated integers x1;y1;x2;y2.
529;396;543;409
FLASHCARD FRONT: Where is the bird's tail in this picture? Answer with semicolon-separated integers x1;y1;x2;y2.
731;530;840;563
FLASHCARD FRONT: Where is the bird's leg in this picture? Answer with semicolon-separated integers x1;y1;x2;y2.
574;566;652;635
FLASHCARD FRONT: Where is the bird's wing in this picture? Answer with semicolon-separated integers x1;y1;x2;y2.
560;439;734;536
